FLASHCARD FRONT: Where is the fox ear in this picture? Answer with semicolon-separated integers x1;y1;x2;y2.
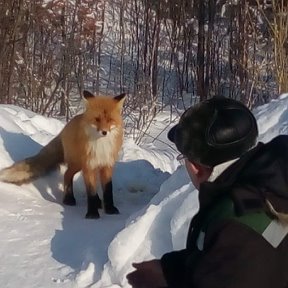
114;93;126;102
83;90;95;100
114;93;126;110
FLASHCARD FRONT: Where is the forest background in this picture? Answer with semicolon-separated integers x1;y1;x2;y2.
0;0;287;142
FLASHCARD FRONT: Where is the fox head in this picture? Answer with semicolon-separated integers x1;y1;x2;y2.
83;90;126;137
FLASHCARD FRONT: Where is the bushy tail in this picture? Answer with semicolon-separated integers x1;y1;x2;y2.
0;135;64;185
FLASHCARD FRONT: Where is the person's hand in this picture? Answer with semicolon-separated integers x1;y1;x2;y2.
126;259;167;288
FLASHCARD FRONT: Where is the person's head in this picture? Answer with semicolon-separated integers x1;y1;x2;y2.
168;96;258;189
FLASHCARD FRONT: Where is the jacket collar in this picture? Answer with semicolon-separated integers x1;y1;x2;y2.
208;158;239;182
198;142;264;210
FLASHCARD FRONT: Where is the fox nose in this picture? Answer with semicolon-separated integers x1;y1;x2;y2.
102;131;107;136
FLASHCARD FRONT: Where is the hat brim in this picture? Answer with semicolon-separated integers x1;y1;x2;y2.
167;125;178;143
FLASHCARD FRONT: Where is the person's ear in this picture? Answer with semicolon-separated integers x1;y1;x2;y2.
193;162;213;181
185;160;213;187
186;161;200;175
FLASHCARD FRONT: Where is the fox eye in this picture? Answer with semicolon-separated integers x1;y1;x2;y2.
95;117;100;122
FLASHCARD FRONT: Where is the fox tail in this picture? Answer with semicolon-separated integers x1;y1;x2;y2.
0;136;64;185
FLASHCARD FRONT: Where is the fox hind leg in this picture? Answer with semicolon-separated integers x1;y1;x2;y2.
100;167;119;215
63;165;80;206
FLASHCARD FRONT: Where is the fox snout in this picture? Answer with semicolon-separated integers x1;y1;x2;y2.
99;130;108;136
89;120;118;138
96;124;117;137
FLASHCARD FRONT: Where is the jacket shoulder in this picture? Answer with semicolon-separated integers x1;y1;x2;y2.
202;197;272;242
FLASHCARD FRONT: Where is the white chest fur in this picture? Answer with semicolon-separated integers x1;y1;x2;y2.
85;127;120;168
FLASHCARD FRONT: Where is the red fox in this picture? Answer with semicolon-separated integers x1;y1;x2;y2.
0;90;126;219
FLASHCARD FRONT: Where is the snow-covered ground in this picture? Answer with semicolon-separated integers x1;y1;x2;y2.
0;95;288;288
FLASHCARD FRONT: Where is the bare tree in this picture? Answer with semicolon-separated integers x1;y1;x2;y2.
0;0;287;141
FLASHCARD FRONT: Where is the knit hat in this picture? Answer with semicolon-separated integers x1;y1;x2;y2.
168;97;258;167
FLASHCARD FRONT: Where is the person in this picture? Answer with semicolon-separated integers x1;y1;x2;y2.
126;96;288;288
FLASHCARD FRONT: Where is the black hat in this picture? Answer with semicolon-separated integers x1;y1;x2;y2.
168;97;258;167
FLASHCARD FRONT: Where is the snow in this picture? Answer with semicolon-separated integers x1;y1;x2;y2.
0;94;288;288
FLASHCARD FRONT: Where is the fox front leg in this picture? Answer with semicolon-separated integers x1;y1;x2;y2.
83;168;102;219
100;167;119;214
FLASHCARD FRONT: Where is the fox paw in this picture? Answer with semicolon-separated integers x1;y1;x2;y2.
85;211;100;219
105;206;120;214
63;195;76;206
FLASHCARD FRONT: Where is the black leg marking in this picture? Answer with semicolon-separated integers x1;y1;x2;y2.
103;181;119;214
85;194;101;219
63;183;76;206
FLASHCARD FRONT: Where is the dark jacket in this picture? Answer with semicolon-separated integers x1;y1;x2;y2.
161;135;288;288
